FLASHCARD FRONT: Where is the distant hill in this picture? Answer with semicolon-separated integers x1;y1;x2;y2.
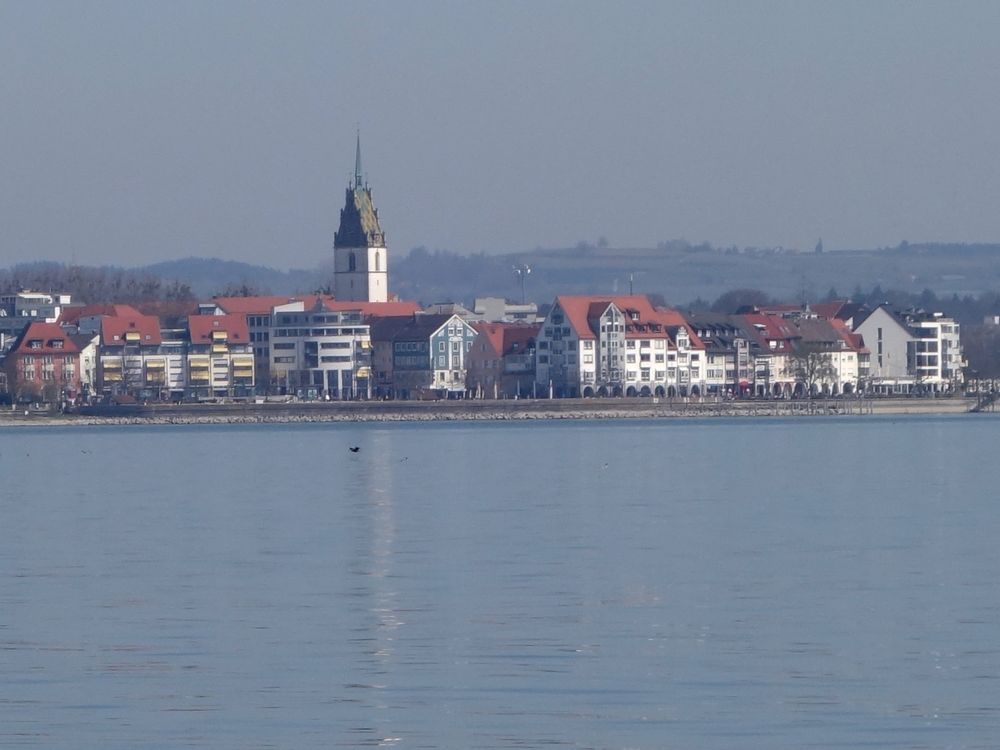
4;241;1000;312
392;241;1000;309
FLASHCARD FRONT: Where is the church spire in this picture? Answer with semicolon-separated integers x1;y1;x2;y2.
354;130;363;189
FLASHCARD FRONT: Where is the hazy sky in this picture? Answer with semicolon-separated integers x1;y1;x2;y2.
3;1;1000;269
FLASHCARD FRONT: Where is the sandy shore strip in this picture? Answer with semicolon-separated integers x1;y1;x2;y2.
0;396;983;427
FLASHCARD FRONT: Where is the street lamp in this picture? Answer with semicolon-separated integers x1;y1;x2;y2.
513;264;531;304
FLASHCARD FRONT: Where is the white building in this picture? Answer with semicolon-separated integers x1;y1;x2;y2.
268;299;420;399
853;305;964;393
535;295;706;398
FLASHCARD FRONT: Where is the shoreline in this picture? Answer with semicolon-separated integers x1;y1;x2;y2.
0;396;983;427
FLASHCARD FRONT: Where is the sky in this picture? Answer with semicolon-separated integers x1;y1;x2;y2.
2;1;1000;270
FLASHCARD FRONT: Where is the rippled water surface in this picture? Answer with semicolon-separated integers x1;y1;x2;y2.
2;415;1000;749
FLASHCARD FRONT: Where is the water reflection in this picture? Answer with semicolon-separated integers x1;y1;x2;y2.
341;429;403;742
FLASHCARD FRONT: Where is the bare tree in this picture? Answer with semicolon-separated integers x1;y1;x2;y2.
785;343;836;396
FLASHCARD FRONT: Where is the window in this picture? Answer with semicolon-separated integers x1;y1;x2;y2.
439;341;445;352
438;355;445;367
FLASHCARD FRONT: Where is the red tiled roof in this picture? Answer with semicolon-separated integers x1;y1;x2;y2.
829;318;869;353
10;322;81;355
57;303;143;326
323;299;421;318
501;324;540;356
471;322;505;355
472;322;539;357
811;301;851;319
552;295;705;348
101;314;163;346
187;314;250;344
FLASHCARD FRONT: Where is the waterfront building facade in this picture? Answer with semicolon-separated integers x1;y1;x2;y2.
467;322;539;398
97;313;166;399
3;322;81;403
853;305;964;393
535;295;707;398
371;313;477;399
186;314;254;399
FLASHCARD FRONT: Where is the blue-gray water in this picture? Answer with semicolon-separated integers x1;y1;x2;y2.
2;416;999;749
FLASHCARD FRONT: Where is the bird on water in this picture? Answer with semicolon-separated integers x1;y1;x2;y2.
349;446;360;453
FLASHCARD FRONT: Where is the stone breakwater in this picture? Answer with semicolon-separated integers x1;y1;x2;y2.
0;397;978;426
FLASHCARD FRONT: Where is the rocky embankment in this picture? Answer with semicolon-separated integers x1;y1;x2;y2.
0;396;980;426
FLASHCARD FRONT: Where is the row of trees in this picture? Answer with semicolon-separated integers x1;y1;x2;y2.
0;263;195;305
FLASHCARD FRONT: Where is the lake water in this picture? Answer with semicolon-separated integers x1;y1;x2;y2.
2;415;999;749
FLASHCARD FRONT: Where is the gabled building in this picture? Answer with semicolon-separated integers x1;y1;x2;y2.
98;313;165;399
370;313;477;399
686;313;758;396
853;305;963;393
782;316;865;396
187;314;254;398
333;134;389;303
3;322;81;404
1;290;72;353
467;322;539;398
535;295;705;398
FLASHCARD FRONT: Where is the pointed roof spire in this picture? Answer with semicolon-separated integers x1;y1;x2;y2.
354;130;363;189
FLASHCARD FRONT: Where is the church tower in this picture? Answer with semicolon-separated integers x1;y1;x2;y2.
333;134;389;302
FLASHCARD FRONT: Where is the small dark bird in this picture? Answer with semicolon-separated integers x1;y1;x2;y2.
349;446;360;453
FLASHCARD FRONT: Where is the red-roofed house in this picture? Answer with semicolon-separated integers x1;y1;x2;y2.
535;295;706;397
467;322;540;398
3;322;81;404
58;304;144;335
98;313;166;398
186;314;254;398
